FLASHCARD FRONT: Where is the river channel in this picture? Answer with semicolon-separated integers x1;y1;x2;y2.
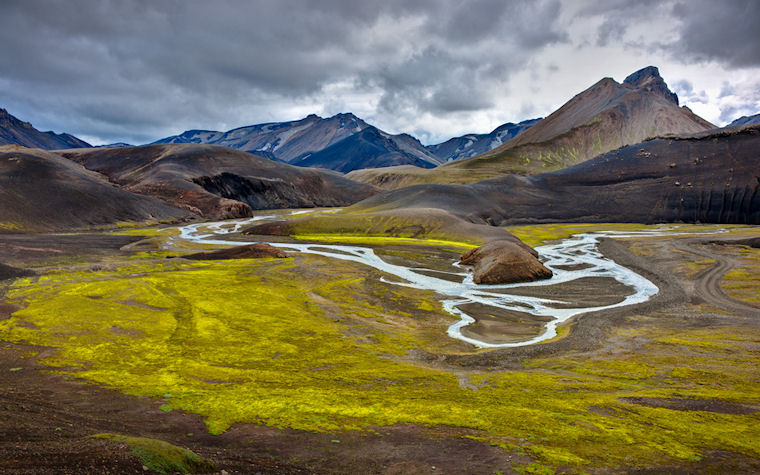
170;213;669;348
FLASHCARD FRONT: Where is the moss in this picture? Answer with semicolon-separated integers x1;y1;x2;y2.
2;238;760;471
721;249;760;304
293;233;476;250
92;433;213;474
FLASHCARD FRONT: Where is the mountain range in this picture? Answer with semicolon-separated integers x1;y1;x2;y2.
0;108;90;150
2;65;758;233
347;66;717;189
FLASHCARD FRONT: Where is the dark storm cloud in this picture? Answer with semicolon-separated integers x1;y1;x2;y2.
0;0;568;143
0;0;756;144
672;0;760;68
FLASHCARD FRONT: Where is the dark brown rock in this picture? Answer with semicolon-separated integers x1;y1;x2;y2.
181;243;288;260
460;240;552;285
0;262;36;281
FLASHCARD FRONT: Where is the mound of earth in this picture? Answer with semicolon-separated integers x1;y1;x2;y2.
460;240;552;285
0;146;189;232
61;144;378;220
350;125;760;225
181;243;288;260
0;262;35;280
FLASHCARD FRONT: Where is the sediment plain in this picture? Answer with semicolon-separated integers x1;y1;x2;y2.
0;210;758;473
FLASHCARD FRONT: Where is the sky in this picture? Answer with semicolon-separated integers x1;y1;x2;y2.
1;0;759;146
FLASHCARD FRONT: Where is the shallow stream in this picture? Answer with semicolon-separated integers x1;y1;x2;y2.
170;213;673;348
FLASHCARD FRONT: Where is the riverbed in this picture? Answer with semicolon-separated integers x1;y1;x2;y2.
170;214;674;348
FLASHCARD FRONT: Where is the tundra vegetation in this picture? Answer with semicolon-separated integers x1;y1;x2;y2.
0;219;758;472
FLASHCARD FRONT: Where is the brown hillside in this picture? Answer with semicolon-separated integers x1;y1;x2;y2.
349;66;714;190
0;146;188;232
61;144;378;220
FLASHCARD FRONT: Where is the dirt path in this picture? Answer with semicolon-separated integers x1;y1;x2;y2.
674;238;760;318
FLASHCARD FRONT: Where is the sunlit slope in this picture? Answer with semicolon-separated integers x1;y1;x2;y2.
348;66;714;189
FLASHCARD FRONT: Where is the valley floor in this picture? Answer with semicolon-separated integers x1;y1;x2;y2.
0;218;758;474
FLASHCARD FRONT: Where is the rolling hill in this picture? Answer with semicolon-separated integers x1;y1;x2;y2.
348;66;716;189
0;146;188;232
61;144;378;219
349;125;760;225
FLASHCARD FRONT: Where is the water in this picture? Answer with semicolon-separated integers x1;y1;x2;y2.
168;214;708;348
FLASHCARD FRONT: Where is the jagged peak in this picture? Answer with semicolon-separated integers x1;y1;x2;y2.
623;66;679;105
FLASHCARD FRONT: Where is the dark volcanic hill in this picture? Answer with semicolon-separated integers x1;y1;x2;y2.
351;125;760;225
294;126;441;172
348;66;716;189
427;118;541;162
730;113;760;127
0;108;90;150
0;146;188;232
62;144;378;219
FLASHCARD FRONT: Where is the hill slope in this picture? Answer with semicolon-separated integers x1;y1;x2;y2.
349;66;715;189
0;146;187;232
62;144;378;219
0;108;90;150
351;125;760;225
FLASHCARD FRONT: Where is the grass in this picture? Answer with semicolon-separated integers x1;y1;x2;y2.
2;247;760;471
92;433;213;473
292;233;476;250
2;222;760;471
505;222;744;247
721;247;760;304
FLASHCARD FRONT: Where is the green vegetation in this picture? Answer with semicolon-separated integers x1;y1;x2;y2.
2;222;760;471
722;247;760;304
505;222;743;247
293;233;476;250
2;239;759;472
92;433;213;473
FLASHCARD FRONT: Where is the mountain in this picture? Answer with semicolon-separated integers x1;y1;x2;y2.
348;66;715;189
426;118;541;162
350;125;760;225
294;126;442;173
0;145;188;232
94;142;133;148
61;144;378;220
0;108;91;150
729;113;760;127
153;113;369;163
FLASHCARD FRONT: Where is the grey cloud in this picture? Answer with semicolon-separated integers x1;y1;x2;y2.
0;0;571;143
672;0;760;68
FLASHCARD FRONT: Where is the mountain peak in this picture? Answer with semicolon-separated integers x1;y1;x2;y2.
623;66;679;105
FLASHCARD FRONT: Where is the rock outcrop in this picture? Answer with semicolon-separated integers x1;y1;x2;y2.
460;240;553;285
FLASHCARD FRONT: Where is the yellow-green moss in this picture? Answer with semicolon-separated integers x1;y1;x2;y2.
92;433;213;473
2;250;760;470
293;233;476;250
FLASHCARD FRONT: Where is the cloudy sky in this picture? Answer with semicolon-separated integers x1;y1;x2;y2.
1;0;758;145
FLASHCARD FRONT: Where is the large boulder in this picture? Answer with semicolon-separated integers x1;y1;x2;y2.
460;240;552;285
181;243;289;260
